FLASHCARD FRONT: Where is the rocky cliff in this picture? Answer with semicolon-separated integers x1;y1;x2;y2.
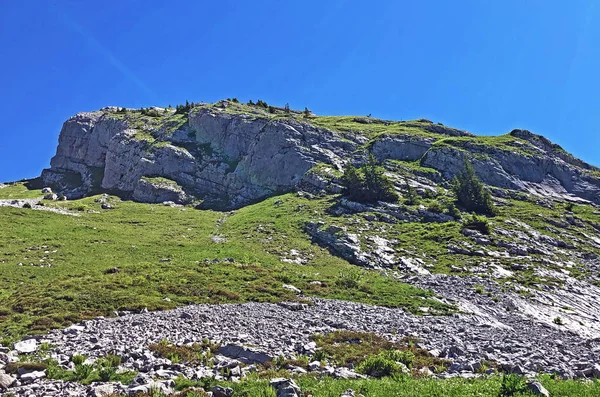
42;101;600;208
41;100;600;208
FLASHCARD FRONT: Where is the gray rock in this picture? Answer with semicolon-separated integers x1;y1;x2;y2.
90;383;115;397
0;372;15;390
212;385;234;397
14;339;37;354
19;370;46;384
527;380;550;397
218;344;273;364
269;378;301;397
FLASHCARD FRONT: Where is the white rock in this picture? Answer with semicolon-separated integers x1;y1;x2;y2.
14;339;37;354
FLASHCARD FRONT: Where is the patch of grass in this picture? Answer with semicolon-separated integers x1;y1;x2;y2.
0;181;43;199
311;331;449;372
149;339;219;364
163;374;600;397
0;193;453;342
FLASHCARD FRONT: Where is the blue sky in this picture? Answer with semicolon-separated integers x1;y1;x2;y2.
1;1;599;182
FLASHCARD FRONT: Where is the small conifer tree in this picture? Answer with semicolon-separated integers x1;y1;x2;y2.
452;161;496;215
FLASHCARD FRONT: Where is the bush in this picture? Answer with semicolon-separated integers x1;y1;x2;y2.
341;155;398;204
71;354;86;365
500;373;527;397
98;366;116;382
381;349;414;368
426;201;444;214
452;161;496;216
464;213;491;235
356;354;406;378
445;203;461;218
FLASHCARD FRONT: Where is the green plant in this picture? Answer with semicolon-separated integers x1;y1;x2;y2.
499;373;527;396
445;203;461;218
98;365;117;381
341;154;398;203
312;349;329;362
71;354;86;365
382;349;415;368
74;363;94;381
452;161;496;216
464;213;491;235
427;201;444;214
335;270;362;289
356;354;407;378
553;316;564;325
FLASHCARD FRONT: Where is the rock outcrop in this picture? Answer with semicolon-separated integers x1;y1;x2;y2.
41;102;600;208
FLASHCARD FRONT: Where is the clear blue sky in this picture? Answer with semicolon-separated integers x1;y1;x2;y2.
1;1;599;182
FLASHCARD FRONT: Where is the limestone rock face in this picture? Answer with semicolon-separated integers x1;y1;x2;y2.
422;144;600;203
40;104;600;208
132;177;188;204
371;135;434;162
41;105;356;208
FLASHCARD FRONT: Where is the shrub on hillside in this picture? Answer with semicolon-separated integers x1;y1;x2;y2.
452;161;496;216
341;155;398;204
463;213;491;235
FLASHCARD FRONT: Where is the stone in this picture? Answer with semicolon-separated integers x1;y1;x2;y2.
212;385;234;397
269;378;301;397
91;384;115;397
19;370;46;384
14;339;37;354
43;193;58;200
282;284;302;294
592;363;600;378
42;187;53;193
527;380;550;397
0;372;15;390
333;367;366;379
218;344;273;364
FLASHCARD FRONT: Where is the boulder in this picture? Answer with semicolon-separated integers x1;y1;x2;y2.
218;344;273;364
132;177;188;204
0;372;15;390
212;385;234;397
13;339;37;354
527;380;550;397
269;378;302;397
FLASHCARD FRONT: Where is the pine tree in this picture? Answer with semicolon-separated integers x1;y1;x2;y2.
341;155;398;203
341;165;364;202
452;161;496;215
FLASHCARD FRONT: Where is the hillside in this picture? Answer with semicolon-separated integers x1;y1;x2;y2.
1;100;600;396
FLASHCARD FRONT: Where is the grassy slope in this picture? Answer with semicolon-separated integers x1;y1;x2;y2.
2;180;599;342
195;375;600;397
0;189;451;342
